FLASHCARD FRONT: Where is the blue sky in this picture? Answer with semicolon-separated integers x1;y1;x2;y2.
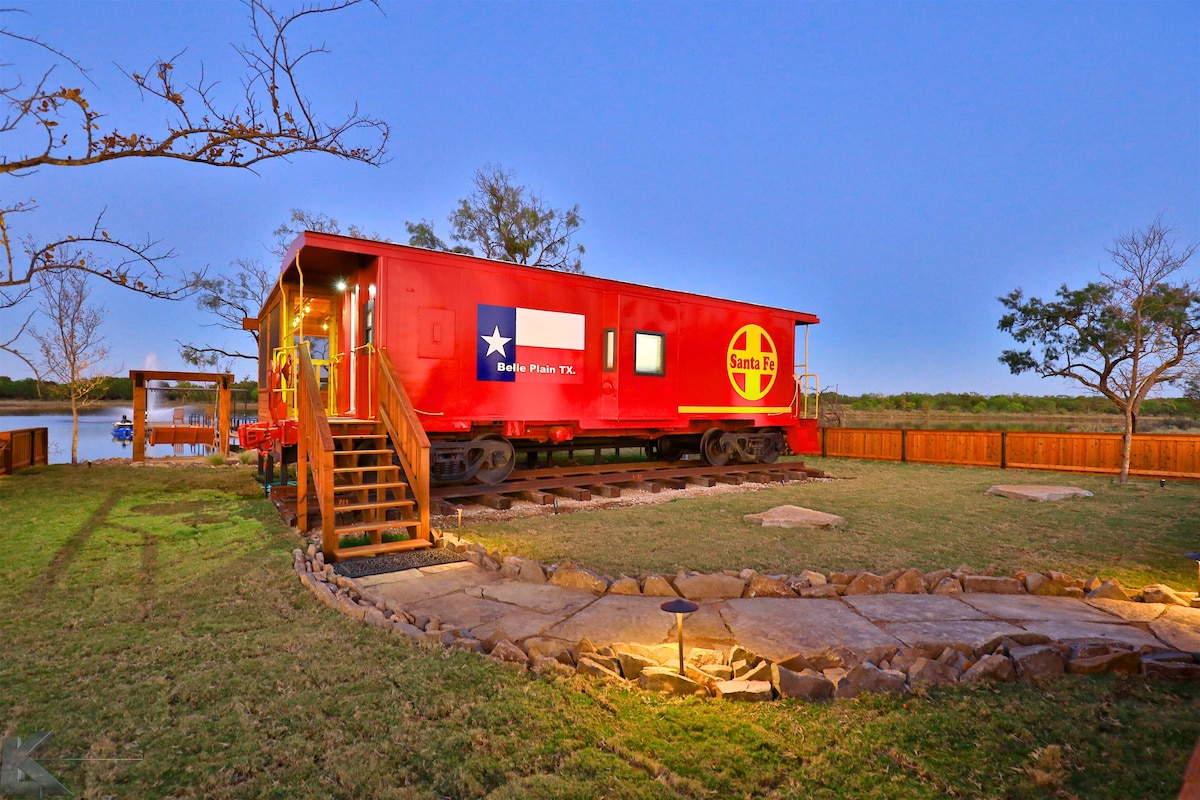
1;0;1197;396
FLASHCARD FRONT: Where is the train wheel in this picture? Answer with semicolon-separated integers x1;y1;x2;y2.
472;434;515;484
757;436;782;464
656;436;685;462
700;427;730;467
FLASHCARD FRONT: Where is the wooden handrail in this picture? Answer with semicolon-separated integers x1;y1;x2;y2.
295;346;337;555
376;347;431;543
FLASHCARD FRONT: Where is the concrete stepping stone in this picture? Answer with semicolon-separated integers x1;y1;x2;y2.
986;485;1094;501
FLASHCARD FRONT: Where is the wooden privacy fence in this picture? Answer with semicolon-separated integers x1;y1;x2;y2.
820;427;1200;480
0;427;49;475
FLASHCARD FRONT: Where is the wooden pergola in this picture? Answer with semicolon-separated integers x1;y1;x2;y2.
130;370;234;462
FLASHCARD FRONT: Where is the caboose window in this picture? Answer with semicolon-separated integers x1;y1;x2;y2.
633;331;665;376
603;328;616;371
363;298;375;346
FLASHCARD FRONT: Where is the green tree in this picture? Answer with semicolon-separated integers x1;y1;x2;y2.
408;165;585;272
998;219;1199;482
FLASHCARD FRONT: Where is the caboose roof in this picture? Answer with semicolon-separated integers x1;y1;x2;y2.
272;231;820;325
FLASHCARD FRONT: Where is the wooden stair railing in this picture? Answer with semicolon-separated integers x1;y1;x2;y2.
295;346;337;556
376;347;431;546
297;346;431;561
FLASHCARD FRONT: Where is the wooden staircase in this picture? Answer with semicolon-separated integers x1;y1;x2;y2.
294;345;432;563
325;419;429;560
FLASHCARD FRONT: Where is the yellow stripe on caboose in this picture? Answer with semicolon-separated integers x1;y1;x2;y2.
677;405;792;414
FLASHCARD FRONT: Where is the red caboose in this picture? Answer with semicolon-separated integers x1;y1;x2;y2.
247;233;819;556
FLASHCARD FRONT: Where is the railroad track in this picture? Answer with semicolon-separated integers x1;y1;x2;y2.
429;459;821;513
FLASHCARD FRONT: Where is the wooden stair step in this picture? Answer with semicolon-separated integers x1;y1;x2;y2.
333;481;409;494
335;519;421;536
335;498;415;513
334;449;393;458
331;538;433;560
333;464;399;474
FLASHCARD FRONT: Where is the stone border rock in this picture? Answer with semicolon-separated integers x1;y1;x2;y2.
291;533;1200;702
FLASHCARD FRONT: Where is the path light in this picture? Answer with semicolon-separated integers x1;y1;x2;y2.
660;598;699;676
1185;553;1200;594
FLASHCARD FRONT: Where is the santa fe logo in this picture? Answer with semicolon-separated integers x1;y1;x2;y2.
727;324;778;401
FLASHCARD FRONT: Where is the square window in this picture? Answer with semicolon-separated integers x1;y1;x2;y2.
634;331;665;376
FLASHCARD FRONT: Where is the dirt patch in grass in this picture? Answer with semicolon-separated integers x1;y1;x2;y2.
130;500;215;516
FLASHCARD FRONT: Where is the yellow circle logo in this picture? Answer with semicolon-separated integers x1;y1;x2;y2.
727;324;778;401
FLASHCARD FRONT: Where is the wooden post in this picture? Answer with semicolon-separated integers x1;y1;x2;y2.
217;374;232;457
132;372;146;462
900;429;908;463
1000;431;1008;470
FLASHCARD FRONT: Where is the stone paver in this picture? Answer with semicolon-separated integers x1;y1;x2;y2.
1150;606;1200;652
957;593;1121;623
478;581;599;616
364;561;503;605
405;592;516;630
1018;621;1165;650
844;594;990;622
349;562;1199;669
721;598;902;661
884;620;1030;649
1085;598;1167;623
542;595;681;646
470;609;573;643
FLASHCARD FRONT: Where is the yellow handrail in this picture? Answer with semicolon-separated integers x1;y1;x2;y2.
376;347;431;544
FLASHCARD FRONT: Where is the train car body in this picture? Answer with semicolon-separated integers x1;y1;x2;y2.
252;232;819;483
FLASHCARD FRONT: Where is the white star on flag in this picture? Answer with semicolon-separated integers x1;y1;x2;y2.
481;326;513;357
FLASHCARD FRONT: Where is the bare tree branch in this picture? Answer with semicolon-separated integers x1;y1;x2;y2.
0;0;390;315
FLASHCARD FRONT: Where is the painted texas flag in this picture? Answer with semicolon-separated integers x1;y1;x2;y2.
477;304;586;383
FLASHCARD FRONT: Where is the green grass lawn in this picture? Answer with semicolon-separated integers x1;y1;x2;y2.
2;461;1198;799
464;457;1200;591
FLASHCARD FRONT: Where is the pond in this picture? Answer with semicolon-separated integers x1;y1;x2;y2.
1;406;257;465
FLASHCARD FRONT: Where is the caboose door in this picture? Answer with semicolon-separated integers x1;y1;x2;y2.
600;293;620;420
603;294;680;421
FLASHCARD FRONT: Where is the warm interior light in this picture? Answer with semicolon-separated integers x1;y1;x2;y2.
335;279;348;292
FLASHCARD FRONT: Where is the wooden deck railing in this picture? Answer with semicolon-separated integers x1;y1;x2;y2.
376;347;431;544
0;428;49;475
295;346;337;554
820;427;1200;479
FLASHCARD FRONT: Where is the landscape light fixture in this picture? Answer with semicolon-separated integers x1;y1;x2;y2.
660;598;699;676
1185;553;1200;595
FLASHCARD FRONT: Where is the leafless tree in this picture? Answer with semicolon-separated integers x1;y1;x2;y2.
2;0;390;362
177;209;391;368
28;265;110;464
